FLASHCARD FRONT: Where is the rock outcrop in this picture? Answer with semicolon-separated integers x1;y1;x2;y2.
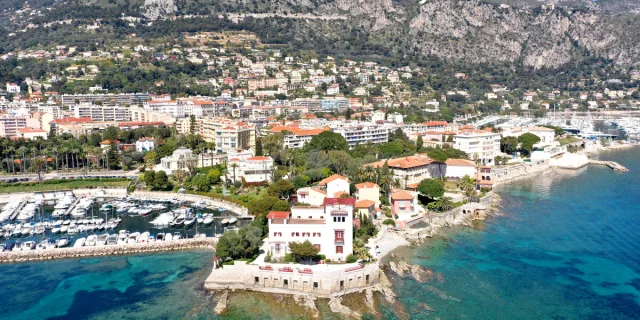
214;291;229;315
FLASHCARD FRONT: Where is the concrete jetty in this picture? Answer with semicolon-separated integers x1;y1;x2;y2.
8;200;27;221
63;197;82;216
0;238;217;264
589;160;629;172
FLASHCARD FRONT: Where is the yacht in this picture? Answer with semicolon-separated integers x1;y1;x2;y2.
228;218;238;224
171;214;185;226
37;239;55;250
173;232;181;240
51;224;62;234
21;241;36;250
184;215;196;227
55;236;71;248
127;232;140;244
137;232;150;243
73;237;86;247
165;233;173;241
117;230;129;244
85;235;97;246
60;225;68;233
96;234;109;246
106;234;118;245
203;215;214;225
221;218;229;225
67;224;78;234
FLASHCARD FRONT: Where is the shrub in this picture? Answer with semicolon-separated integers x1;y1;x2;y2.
382;218;396;226
284;253;296;263
346;254;357;263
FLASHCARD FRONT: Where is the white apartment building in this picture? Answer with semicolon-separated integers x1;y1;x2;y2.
73;104;131;122
227;150;274;184
454;131;501;165
144;100;184;118
202;118;256;154
332;125;389;148
266;197;355;261
136;137;156;152
501;126;556;145
6;82;20;94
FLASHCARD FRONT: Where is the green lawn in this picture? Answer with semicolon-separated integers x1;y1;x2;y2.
558;137;581;146
443;181;459;191
0;179;130;193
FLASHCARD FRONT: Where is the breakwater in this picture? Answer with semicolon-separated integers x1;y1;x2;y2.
0;238;216;264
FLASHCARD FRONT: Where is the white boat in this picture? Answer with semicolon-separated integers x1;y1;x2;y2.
21;241;36;250
73;237;86;247
51;224;61;234
127;232;140;244
221;218;229;225
85;235;97;246
165;233;173;241
138;232;150;243
173;232;181;240
228;218;238;224
117;230;129;244
33;226;46;235
37;239;54;250
203;216;214;225
184;216;196;226
60;225;68;233
67;224;78;234
55;236;71;248
96;234;109;246
106;234;118;245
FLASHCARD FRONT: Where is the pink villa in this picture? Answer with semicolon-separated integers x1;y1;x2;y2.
389;190;416;217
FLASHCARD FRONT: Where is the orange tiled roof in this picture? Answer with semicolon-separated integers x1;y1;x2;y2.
318;174;349;186
355;199;376;208
355;182;380;189
390;190;414;201
445;159;475;166
366;154;433;169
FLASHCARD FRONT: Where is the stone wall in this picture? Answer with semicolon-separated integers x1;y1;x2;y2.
0;238;216;264
204;261;380;298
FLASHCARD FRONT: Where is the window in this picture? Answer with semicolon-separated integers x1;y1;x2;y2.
336;246;343;254
275;244;281;254
254;277;259;285
313;282;318;290
296;232;300;237
308;216;312;219
291;232;295;237
335;231;344;241
317;233;321;237
333;216;346;223
314;244;321;251
366;275;370;284
284;279;288;288
339;280;344;290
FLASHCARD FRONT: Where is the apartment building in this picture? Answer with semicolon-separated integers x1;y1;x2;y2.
202;118;256;153
73;104;131;122
332;125;389;148
61;93;148;107
453;131;501;165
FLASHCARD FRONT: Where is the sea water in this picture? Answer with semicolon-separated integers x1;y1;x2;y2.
2;149;640;319
388;148;640;319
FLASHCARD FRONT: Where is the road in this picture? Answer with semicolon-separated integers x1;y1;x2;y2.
0;170;140;182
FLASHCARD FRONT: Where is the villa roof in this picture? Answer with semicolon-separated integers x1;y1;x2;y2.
390;190;414;201
366;154;433;169
318;174;349;186
355;182;379;189
266;211;290;219
355;199;376;208
100;139;121;145
333;191;348;198
445;159;475;166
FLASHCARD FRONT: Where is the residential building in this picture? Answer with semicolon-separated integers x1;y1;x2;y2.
61;93;148;107
202;118;256;154
390;190;418;219
332;125;389;148
6;82;20;94
266;197;355;261
136;137;156;152
501;126;556;145
366;154;440;189
154;147;198;175
17;128;47;140
443;159;476;180
296;187;327;206
318;174;351;198
0;116;28;138
73;104;131;122
326;84;340;95
453;131;501;165
227;153;274;184
354;182;381;208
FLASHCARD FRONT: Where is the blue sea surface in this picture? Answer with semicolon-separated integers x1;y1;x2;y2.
389;148;640;319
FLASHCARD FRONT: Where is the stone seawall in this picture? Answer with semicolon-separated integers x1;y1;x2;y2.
0;238;216;264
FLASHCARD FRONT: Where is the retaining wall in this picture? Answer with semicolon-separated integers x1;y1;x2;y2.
0;238;216;264
204;261;380;298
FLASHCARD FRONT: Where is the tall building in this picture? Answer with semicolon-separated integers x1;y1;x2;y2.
453;131;501;165
202;117;256;154
73;104;131;122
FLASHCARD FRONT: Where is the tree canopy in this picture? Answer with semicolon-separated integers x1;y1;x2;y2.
518;133;541;152
288;240;320;261
304;131;349;152
418;178;445;199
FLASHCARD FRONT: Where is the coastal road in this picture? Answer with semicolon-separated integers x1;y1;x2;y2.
0;170;140;182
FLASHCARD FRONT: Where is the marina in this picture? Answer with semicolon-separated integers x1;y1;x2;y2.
0;190;249;254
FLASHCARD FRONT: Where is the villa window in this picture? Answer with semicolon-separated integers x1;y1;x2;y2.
314;244;321;251
336;246;343;254
275;244;281;254
335;231;344;241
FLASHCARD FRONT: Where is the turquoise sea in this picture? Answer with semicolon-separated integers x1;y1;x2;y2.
1;148;639;319
387;148;640;319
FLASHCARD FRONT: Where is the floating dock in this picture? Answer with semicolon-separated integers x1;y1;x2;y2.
8;200;28;221
589;160;629;172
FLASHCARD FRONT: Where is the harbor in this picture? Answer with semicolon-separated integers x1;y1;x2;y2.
0;189;250;255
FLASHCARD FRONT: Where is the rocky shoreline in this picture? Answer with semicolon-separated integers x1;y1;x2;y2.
0;238;216;264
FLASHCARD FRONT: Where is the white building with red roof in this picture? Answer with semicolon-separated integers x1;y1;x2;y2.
266;197;355;261
318;174;351;198
17;128;47;140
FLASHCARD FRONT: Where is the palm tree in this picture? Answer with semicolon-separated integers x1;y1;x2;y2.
33;158;45;182
42;147;51;173
29;147;37;173
60;145;69;171
71;147;80;170
8;146;16;174
230;162;239;184
435;196;454;212
392;178;402;189
52;147;59;171
94;147;103;170
16;146;27;174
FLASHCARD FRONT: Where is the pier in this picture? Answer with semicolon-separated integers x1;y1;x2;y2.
8;200;28;221
589;160;629;172
63;197;82;216
0;238;216;264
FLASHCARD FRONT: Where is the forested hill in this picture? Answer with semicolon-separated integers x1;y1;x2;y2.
2;0;640;70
